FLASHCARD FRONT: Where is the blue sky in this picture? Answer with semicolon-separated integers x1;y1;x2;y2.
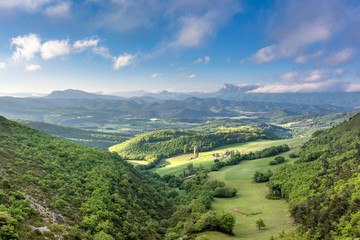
0;0;359;94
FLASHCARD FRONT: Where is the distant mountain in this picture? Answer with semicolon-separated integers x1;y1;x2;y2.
143;90;198;100
0;95;346;127
45;89;124;100
6;86;360;108
206;84;360;109
110;90;148;98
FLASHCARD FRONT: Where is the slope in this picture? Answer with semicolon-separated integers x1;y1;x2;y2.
14;119;132;150
0;116;172;239
268;113;360;239
109;128;277;164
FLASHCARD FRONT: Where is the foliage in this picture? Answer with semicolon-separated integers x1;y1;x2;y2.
164;173;237;237
269;156;285;165
256;218;266;230
268;113;360;239
211;144;290;171
193;211;235;234
253;170;273;183
0;116;172;239
110;128;276;165
16;120;132;150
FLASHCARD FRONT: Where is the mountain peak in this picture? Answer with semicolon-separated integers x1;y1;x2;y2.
45;89;122;100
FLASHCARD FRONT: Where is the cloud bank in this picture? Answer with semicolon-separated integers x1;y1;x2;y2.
10;34;134;69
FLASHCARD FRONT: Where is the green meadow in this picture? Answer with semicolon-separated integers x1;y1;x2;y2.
148;137;308;176
134;137;308;239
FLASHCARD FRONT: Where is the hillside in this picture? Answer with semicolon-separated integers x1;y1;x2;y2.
109;128;277;163
268;113;360;239
0;116;172;239
273;109;360;137
14;119;133;150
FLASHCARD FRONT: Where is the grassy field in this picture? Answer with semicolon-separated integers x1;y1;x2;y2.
136;137;307;239
151;137;308;176
194;137;308;240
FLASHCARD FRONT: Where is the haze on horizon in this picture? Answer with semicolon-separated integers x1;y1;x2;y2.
0;0;359;94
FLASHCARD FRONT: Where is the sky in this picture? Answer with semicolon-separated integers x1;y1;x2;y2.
0;0;360;95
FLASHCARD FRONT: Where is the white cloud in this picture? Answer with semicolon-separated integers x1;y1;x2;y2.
193;58;203;64
304;70;327;82
26;64;41;71
204;56;210;63
0;62;5;69
187;74;197;79
249;67;353;93
44;2;70;18
41;39;71;60
10;34;113;66
172;14;216;48
92;46;112;58
193;56;210;64
251;45;276;64
113;53;135;69
96;0;241;45
0;0;51;12
346;82;360;92
251;21;331;64
167;1;241;49
324;48;356;66
248;80;346;93
248;0;359;65
151;73;161;78
73;39;99;52
11;34;41;61
280;72;299;82
295;51;323;63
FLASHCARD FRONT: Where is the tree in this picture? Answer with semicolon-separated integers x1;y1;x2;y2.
256;218;265;230
0;211;19;239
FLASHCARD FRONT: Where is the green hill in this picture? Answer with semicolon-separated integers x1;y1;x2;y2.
14;119;132;150
0;116;172;239
109;128;277;164
268;113;360;239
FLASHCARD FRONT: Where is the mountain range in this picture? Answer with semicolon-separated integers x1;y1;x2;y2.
40;85;360;109
2;85;360;109
0;93;346;128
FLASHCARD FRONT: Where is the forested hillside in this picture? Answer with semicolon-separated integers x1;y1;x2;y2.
0;116;172;239
0;116;240;239
15;119;133;150
268;113;360;239
109;128;277;163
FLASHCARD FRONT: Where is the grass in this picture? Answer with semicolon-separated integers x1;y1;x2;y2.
152;137;308;176
194;138;308;240
141;136;308;239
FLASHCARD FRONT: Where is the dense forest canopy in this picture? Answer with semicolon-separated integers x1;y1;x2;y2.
0;116;173;239
268;113;360;239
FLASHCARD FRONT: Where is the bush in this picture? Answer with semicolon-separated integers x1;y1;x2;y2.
269;156;285;165
289;153;298;158
253;170;273;183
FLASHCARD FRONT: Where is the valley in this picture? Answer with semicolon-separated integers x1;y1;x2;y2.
1;90;360;240
3;1;360;239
